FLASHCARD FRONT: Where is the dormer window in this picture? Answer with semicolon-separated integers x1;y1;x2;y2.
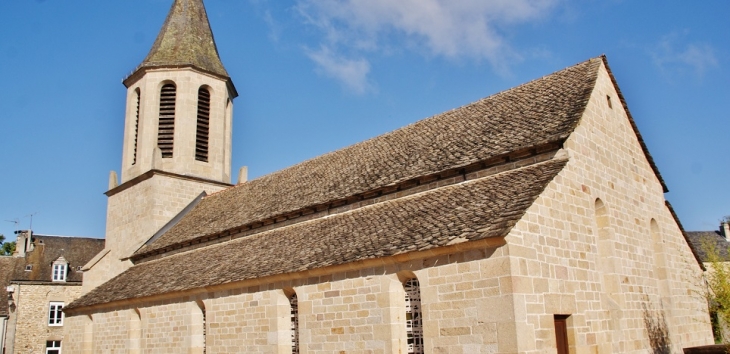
52;257;68;282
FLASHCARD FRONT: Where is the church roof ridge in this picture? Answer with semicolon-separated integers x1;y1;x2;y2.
124;0;229;85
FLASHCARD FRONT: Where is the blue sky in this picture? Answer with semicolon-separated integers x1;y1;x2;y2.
0;0;728;241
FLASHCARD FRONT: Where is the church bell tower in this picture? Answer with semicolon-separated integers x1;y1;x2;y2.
83;0;237;292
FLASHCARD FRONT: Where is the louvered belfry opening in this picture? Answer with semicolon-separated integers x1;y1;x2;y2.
157;83;176;158
195;87;211;162
132;88;141;165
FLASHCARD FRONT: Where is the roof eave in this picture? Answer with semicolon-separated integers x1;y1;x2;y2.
122;65;238;99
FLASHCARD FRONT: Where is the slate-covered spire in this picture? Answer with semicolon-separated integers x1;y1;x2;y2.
126;0;230;83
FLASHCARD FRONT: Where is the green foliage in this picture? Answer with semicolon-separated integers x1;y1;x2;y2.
1;241;15;256
702;237;730;343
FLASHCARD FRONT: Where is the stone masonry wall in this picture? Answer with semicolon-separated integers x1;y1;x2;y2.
12;284;82;353
499;62;712;353
82;174;228;293
67;243;513;354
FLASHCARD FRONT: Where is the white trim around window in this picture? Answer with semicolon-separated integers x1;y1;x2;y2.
52;263;67;282
48;302;64;326
46;340;62;354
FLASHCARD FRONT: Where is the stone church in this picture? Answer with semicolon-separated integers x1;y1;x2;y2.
65;0;713;353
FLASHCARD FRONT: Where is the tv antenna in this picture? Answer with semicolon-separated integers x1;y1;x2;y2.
4;218;20;230
24;212;38;230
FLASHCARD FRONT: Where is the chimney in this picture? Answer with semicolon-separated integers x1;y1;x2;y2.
722;222;730;239
12;230;32;257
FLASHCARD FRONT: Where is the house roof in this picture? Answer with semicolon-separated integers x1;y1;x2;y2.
0;257;21;316
133;57;605;260
68;157;568;310
123;0;231;89
686;230;730;262
10;235;105;283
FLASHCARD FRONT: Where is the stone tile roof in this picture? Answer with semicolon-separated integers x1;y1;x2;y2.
11;235;105;283
68;158;567;310
133;57;604;259
0;257;21;316
686;231;730;262
125;0;229;84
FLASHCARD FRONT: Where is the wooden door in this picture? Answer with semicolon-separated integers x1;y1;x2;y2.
554;315;570;354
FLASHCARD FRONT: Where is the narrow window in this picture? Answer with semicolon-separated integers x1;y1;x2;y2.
25;265;32;271
554;315;570;354
52;263;66;282
48;302;64;326
195;87;210;162
46;340;62;354
404;278;424;354
290;293;299;354
157;83;176;158
132;88;141;165
606;95;612;109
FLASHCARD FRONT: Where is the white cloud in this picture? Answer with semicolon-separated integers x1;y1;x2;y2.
652;32;718;78
306;46;373;94
296;0;559;93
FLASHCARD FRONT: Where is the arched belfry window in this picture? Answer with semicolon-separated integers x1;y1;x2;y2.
404;278;424;354
290;293;299;354
132;88;141;165
157;83;176;158
195;87;211;162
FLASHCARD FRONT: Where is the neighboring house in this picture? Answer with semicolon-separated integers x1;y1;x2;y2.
65;0;714;353
687;222;730;265
1;230;104;354
0;256;21;352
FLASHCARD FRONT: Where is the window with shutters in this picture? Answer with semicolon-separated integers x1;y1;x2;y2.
157;83;176;158
195;87;210;162
132;88;141;165
404;278;424;354
48;302;64;326
290;293;299;354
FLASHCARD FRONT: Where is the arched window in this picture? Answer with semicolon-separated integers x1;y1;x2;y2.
157;83;176;158
290;293;299;354
404;278;424;354
132;88;141;165
195;87;211;162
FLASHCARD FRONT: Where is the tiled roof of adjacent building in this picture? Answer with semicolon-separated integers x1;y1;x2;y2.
68;158;567;310
686;231;730;262
0;257;21;316
10;235;105;283
124;0;230;85
133;57;604;259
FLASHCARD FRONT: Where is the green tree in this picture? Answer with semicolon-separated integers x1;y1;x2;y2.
0;234;15;256
1;241;15;256
702;216;730;344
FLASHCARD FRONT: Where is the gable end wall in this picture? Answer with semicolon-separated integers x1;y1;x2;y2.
501;62;712;353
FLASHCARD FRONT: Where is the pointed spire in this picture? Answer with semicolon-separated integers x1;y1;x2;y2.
127;0;230;82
